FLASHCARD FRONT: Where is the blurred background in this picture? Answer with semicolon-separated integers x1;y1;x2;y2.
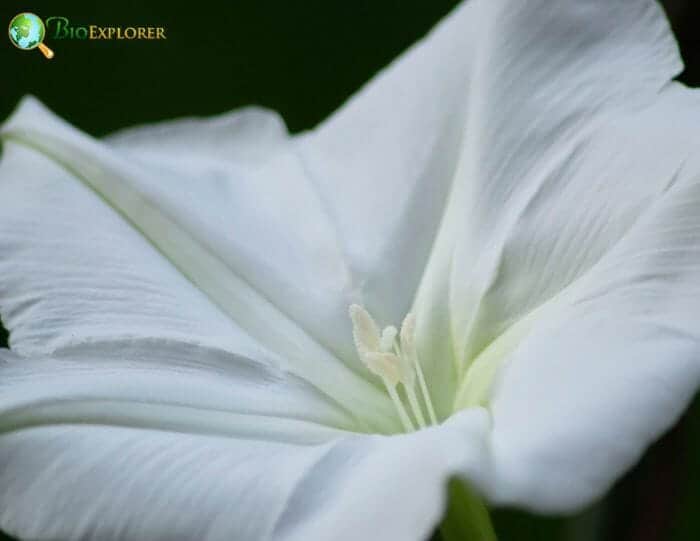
1;1;700;539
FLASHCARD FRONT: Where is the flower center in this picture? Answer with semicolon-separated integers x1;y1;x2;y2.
349;304;438;432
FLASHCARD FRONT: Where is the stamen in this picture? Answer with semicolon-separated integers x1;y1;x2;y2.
405;385;427;428
363;350;416;431
401;313;438;425
349;304;439;432
349;304;381;359
384;378;417;432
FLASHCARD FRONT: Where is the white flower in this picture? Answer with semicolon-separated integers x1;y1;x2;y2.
1;0;700;540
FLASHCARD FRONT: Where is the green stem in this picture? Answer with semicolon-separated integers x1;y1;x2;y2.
439;478;497;541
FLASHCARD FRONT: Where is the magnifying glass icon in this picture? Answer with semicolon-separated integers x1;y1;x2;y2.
8;13;55;59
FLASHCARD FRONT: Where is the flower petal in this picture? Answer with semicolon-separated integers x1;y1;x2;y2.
0;141;255;357
294;0;477;325
482;168;700;511
0;137;394;430
0;348;491;541
39;1;480;351
0;343;355;440
414;0;694;415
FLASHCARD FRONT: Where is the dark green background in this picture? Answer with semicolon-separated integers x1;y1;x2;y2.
1;1;700;540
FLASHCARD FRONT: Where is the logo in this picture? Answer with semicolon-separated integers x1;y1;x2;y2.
8;13;167;59
8;12;54;59
46;17;167;41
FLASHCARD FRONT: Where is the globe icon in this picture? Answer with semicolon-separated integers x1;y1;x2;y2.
8;13;45;50
8;13;54;58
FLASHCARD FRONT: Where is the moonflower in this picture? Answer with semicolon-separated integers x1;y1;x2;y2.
1;0;700;540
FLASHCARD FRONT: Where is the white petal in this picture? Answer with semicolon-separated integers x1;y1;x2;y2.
0;344;354;440
0;425;336;541
273;410;490;541
0;139;259;358
414;0;693;415
0;349;491;541
0;111;394;428
482;169;700;511
95;1;479;337
295;1;478;325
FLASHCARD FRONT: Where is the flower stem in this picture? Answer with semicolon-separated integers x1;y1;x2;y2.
439;478;497;541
